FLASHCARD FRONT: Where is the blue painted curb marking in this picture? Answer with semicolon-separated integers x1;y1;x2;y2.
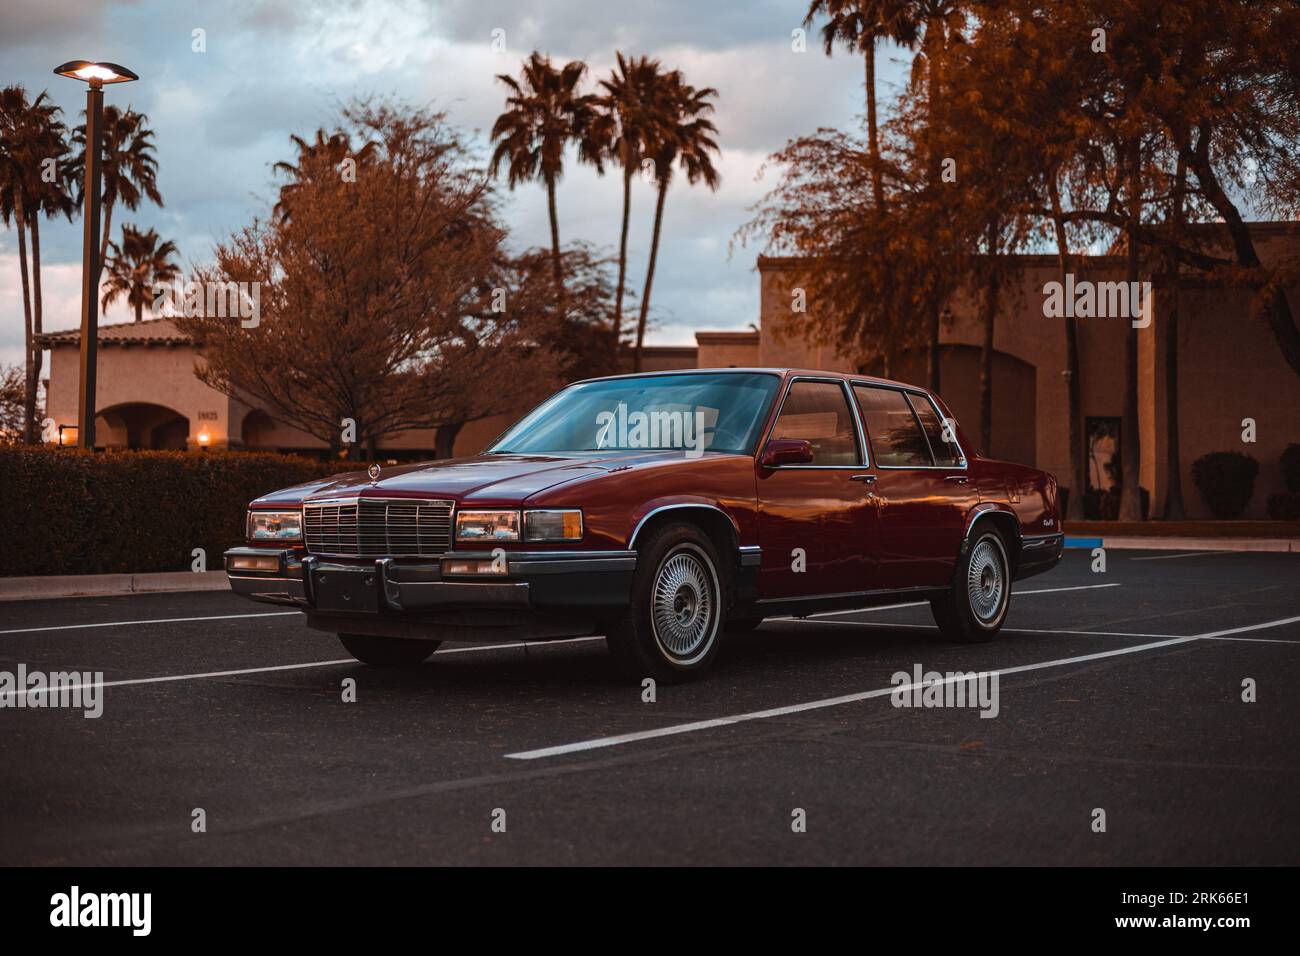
1064;536;1103;549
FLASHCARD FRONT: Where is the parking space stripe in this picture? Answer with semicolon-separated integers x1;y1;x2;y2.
0;636;607;702
1128;551;1227;561
790;618;1174;639
775;582;1122;624
0;611;300;636
503;615;1300;760
807;582;1120;619
1206;636;1300;644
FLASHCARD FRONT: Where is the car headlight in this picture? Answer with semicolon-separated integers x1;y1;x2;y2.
247;509;302;542
455;510;521;541
523;509;583;542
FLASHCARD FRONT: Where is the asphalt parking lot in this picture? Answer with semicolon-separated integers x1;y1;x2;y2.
1;548;1297;866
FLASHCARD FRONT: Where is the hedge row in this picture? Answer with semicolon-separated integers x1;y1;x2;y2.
0;447;351;577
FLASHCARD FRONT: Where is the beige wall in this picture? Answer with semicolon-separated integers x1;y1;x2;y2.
46;344;234;449
697;332;760;368
756;245;1300;518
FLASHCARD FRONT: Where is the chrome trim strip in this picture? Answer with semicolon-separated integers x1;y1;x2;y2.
962;506;1021;549
756;584;946;607
444;549;635;562
303;495;455;507
1021;532;1065;550
509;555;636;575
626;504;740;550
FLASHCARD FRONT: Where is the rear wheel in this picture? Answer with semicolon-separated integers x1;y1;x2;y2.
930;529;1011;643
338;633;441;666
606;522;726;683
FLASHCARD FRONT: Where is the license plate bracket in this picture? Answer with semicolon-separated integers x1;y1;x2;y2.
312;567;380;613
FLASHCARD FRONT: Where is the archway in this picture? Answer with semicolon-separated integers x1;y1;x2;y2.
889;345;1038;465
96;403;190;450
240;408;278;449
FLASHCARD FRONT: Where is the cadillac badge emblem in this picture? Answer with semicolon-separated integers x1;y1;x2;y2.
367;463;381;482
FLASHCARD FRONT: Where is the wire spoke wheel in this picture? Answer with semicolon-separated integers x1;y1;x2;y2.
650;548;717;662
966;537;1006;624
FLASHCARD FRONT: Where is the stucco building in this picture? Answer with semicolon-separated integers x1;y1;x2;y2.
38;222;1300;519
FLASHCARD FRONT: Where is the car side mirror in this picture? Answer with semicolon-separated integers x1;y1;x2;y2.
761;438;814;468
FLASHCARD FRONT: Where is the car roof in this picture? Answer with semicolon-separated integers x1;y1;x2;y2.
573;367;931;393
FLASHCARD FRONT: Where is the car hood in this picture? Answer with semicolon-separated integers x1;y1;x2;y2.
254;451;706;507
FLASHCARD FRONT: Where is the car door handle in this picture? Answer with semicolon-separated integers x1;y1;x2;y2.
850;474;877;483
945;475;968;483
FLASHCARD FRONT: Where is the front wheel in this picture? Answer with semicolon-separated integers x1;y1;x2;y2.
338;633;441;666
930;529;1011;643
605;522;726;683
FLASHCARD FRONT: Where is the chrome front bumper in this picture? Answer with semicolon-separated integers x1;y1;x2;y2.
224;547;637;613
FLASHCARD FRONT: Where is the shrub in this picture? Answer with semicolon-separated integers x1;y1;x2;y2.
1191;451;1259;519
0;447;350;576
1266;492;1300;521
1281;443;1300;494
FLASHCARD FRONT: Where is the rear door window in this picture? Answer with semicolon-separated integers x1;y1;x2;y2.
853;386;933;467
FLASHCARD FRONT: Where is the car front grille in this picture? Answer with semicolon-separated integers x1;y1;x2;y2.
302;498;454;558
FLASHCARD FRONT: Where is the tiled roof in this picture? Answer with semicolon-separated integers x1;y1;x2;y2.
36;317;196;347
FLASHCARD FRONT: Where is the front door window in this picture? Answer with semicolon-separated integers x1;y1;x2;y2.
770;380;861;465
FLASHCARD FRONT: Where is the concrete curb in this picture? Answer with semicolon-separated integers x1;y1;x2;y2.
1065;536;1300;553
0;570;229;602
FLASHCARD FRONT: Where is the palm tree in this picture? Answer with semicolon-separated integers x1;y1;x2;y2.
273;128;378;220
805;1;919;209
71;105;163;282
633;72;721;373
101;224;181;323
0;85;72;442
593;53;666;346
490;52;600;291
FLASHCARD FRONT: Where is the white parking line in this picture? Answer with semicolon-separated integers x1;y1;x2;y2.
504;614;1300;761
791;618;1174;640
775;582;1122;623
0;611;300;636
0;636;607;702
1128;551;1227;562
1204;636;1300;644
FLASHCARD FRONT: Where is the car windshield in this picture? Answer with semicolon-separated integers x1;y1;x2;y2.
488;372;781;456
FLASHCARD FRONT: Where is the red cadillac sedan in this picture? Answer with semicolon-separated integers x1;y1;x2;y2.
226;369;1062;681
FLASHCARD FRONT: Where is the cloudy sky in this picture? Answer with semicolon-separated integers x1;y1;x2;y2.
1;0;912;368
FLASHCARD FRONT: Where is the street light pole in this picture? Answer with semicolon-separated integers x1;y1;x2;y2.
76;80;103;450
53;60;138;452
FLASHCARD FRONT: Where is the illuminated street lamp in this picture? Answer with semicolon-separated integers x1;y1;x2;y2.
53;60;138;450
